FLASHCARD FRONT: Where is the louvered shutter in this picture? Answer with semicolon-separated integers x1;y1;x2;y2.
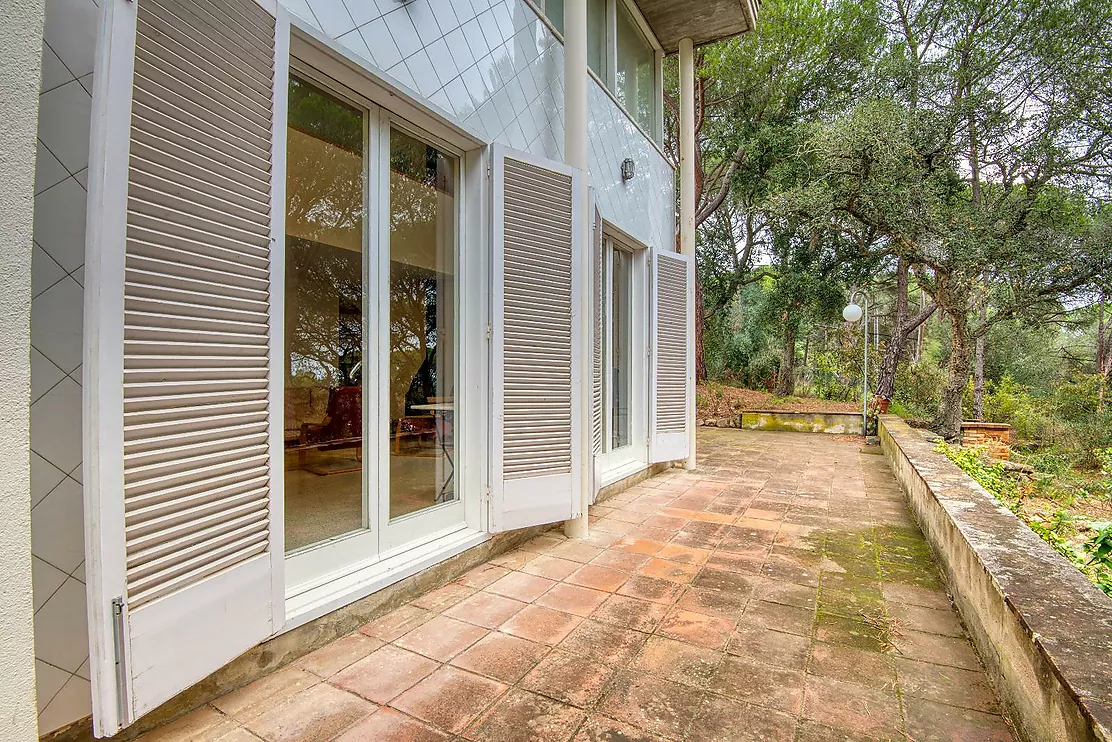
649;249;694;463
589;201;604;503
83;0;288;733
489;145;585;531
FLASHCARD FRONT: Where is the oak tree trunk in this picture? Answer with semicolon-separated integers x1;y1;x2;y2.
694;276;708;383
774;321;798;397
936;314;972;439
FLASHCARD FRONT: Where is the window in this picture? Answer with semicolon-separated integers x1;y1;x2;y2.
538;0;564;34
534;0;661;142
284;76;367;552
609;245;633;450
615;0;657;137
387;128;459;519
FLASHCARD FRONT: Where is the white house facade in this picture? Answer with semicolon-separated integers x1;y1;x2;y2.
18;0;757;736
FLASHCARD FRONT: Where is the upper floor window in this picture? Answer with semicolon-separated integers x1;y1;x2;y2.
615;0;656;138
535;0;661;143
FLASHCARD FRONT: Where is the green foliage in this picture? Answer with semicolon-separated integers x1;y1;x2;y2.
939;442;1112;597
892;362;946;420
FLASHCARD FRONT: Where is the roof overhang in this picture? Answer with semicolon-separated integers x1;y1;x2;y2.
633;0;760;54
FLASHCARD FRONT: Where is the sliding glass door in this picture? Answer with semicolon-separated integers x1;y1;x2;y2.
283;72;466;584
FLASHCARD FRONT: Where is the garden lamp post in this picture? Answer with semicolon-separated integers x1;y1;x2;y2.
843;291;869;433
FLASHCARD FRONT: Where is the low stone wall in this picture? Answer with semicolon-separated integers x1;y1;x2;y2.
738;410;864;435
878;415;1112;742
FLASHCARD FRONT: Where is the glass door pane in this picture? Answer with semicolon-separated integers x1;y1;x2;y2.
283;76;367;552
611;247;633;450
387;127;458;520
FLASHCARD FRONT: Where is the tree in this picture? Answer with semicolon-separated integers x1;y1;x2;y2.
662;0;883;380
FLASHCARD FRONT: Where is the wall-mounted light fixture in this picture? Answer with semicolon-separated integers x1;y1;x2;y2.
621;158;636;181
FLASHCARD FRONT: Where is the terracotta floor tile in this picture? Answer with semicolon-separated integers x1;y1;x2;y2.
808;642;896;691
904;697;1014;741
522;555;583;581
486;571;558;602
245;683;374;742
360;605;435;642
535;582;609;616
332;645;439;704
674;586;748;620
464;689;584;742
687;694;796;742
137;705;240;742
592;594;670;632
590;549;650;572
891;629;983;671
548;540;605;563
893;657;1000;713
296;633;384;678
613;537;666;556
801;675;905;739
656;543;711;564
500;604;584;644
390;665;507;733
444;591;528;629
705;552;764;575
642;515;689;533
754;578;818;610
593;518;638;535
691;567;757;596
212;667;320;721
597;672;704;739
410;582;478;613
713;655;804;714
887;600;965;637
616;575;684;605
657;608;735;650
559;618;648;664
520;649;618;707
880;582;952;610
727;625;810;671
489;548;541;570
631;635;723;689
637;557;699;584
450;631;550;683
521;534;567;553
573;714;665;742
394;615;489;662
744;599;814;637
793;720;881;742
334;708;449;742
565;564;630;592
454;563;512;589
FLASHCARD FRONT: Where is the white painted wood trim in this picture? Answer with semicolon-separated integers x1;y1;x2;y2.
267;2;291;635
83;0;139;732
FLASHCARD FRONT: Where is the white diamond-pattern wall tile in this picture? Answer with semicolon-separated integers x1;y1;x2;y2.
30;0;95;732
28;0;675;732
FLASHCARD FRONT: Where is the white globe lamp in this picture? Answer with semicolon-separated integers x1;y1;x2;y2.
843;302;863;323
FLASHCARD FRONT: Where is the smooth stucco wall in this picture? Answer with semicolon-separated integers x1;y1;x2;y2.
0;0;46;739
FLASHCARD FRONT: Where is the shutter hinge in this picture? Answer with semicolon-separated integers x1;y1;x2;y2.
483;486;492;504
111;596;129;724
486;323;493;339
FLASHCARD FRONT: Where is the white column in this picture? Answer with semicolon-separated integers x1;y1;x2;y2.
678;37;697;471
564;0;591;539
0;0;45;738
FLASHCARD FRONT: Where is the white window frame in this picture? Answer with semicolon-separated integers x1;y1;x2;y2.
281;29;491;631
600;229;649;483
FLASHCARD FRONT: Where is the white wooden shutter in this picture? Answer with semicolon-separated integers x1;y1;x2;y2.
83;0;288;734
589;201;604;503
489;145;585;531
649;249;694;463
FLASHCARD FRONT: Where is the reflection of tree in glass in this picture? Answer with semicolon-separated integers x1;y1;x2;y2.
285;76;366;389
286;77;364;249
388;129;453;418
287;237;362;387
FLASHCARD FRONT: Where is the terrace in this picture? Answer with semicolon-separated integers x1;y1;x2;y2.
135;428;1012;742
